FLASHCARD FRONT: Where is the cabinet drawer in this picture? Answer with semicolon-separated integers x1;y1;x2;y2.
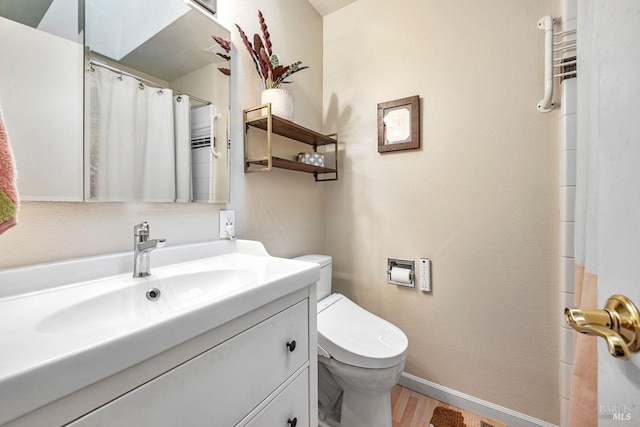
245;369;309;427
71;300;309;427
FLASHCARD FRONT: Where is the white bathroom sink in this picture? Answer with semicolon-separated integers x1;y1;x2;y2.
0;240;319;424
37;268;257;334
158;268;258;310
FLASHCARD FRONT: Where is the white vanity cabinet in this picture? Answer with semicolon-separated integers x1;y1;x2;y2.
6;287;317;427
246;369;309;427
71;300;309;426
1;240;319;427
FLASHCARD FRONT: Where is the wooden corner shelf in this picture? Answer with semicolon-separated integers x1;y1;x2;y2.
243;104;338;181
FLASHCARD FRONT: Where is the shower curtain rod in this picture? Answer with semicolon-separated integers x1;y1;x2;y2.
88;60;213;106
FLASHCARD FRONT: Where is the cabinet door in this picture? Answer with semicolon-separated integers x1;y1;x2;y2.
71;300;308;427
245;369;309;427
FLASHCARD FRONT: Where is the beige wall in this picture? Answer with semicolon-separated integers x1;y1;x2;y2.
1;0;563;423
0;0;324;269
322;0;560;423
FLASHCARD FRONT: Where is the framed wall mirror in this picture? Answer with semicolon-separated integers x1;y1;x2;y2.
85;0;231;203
0;0;230;203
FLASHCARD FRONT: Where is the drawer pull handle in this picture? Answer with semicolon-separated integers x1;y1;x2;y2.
288;417;298;427
286;340;297;352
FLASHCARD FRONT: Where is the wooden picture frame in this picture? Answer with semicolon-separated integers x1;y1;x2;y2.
377;95;420;153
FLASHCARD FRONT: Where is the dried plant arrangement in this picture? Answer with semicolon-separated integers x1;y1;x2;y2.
235;10;309;89
212;35;231;76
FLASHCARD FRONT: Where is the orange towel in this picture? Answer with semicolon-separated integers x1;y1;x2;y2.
0;105;18;234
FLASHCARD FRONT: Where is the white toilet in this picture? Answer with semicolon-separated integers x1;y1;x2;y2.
294;255;408;427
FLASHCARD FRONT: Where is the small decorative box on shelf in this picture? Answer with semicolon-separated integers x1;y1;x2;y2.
298;152;325;167
243;103;339;182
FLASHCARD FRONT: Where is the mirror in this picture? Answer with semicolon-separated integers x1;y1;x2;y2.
0;0;230;203
0;0;84;201
86;0;230;203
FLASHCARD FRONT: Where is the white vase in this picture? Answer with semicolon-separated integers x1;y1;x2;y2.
261;88;294;121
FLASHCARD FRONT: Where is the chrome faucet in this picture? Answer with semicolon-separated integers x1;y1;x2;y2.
133;222;166;278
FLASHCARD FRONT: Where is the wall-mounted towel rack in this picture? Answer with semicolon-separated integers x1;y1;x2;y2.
537;15;577;113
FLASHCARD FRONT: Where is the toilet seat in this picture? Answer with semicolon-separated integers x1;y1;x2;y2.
317;294;408;369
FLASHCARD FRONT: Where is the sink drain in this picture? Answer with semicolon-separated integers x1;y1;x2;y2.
146;288;161;301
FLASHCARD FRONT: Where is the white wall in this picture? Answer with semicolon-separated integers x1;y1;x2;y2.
0;16;83;201
0;0;324;269
322;0;560;423
558;2;578;425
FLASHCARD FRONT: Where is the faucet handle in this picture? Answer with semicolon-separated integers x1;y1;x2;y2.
565;307;629;358
565;295;640;359
134;221;149;236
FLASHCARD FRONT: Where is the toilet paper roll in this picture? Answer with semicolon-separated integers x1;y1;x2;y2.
390;267;412;284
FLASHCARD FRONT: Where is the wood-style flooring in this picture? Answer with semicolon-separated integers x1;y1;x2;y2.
391;385;507;427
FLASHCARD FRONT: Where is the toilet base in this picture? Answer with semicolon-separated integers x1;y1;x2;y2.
340;386;393;427
318;409;340;427
319;356;405;427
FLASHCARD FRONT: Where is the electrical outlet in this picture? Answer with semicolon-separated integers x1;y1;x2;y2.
219;210;235;239
419;258;431;292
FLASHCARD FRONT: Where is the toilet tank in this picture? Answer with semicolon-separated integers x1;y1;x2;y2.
293;254;332;301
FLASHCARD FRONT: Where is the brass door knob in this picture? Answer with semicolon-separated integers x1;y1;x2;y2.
565;295;640;359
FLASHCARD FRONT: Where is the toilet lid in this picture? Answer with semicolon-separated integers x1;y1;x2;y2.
317;294;408;369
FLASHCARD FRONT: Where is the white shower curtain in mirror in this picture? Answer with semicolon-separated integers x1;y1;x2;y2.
88;66;176;202
174;94;191;203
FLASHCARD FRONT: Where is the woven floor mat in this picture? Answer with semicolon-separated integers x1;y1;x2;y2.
430;407;466;427
429;406;496;427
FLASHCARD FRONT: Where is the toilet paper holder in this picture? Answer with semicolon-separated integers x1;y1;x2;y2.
387;258;415;287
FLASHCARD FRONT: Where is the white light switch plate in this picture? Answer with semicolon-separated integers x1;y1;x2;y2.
219;210;235;239
419;258;431;292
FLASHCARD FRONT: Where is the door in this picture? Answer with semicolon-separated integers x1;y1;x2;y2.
576;1;640;425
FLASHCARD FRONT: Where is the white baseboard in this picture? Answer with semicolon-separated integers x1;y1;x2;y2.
398;372;557;427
